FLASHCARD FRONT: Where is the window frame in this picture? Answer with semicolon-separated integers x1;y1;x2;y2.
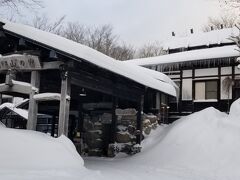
194;79;219;101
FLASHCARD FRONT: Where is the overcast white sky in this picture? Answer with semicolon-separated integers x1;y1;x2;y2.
37;0;221;47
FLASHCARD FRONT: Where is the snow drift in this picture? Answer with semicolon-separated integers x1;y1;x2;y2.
0;126;105;180
0;126;84;170
130;99;240;179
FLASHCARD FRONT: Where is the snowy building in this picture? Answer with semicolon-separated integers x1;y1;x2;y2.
0;20;177;156
127;28;240;122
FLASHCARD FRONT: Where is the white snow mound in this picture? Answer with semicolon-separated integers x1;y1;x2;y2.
229;98;240;117
0;128;84;171
130;100;240;178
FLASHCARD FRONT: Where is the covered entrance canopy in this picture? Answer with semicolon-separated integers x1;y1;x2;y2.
0;20;177;153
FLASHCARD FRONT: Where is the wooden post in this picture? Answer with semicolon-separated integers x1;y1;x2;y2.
136;95;144;144
58;69;71;137
27;71;40;130
218;66;221;109
156;92;160;111
192;67;195;112
232;64;235;101
179;69;183;115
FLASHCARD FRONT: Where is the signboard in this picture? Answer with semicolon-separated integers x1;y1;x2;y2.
0;54;42;70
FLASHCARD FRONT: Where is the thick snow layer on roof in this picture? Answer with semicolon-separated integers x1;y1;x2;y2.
126;63;179;94
1;19;176;97
163;27;239;50
126;45;240;66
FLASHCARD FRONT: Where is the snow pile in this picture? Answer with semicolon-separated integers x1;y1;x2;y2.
132;103;240;178
0;128;83;170
229;98;240;117
0;127;104;180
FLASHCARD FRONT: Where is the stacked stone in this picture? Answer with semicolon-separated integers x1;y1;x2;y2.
142;114;158;135
111;108;140;155
83;115;105;156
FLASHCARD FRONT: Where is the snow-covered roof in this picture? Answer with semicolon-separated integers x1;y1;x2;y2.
163;27;239;50
126;45;240;67
1;19;176;97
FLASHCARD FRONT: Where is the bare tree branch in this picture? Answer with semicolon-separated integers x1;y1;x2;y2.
0;0;43;11
136;41;166;58
202;15;238;32
31;14;65;34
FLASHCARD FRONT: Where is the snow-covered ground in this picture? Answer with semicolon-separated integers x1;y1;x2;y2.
2;99;240;180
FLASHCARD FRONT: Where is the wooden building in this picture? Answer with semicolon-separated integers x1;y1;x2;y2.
127;28;240;122
0;20;177;156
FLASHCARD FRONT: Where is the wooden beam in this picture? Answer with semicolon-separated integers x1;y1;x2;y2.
42;61;64;70
0;83;32;95
27;71;40;130
58;71;71;137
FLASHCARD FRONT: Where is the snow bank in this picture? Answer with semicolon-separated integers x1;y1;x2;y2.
229;98;240;117
0;128;84;171
85;100;240;179
131;102;240;178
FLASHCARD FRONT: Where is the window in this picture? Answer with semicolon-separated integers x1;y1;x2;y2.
194;80;218;100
